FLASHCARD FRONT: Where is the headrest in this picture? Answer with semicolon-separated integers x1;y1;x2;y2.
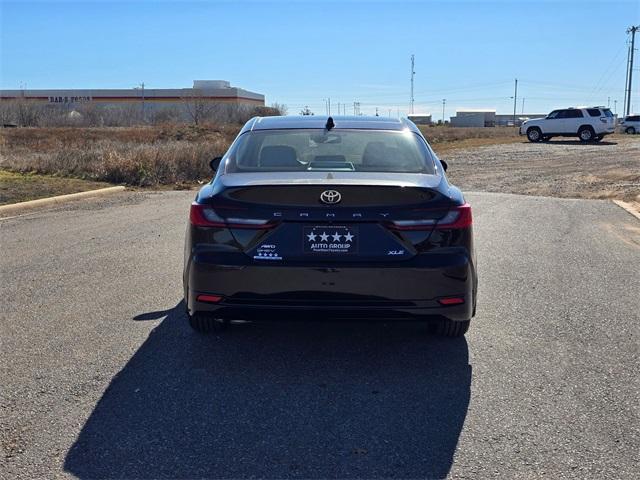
259;145;299;167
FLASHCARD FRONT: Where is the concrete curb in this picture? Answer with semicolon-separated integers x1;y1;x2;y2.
0;186;126;217
613;200;640;221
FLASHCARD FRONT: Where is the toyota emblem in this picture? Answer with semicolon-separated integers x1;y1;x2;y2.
320;190;342;205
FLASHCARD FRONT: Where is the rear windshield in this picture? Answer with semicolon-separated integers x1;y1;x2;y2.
223;129;436;174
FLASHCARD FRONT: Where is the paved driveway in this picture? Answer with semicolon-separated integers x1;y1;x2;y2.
1;191;638;478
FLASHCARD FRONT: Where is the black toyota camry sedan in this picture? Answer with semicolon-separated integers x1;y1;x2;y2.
183;115;477;337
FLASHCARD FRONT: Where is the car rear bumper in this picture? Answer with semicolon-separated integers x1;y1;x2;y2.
185;252;477;322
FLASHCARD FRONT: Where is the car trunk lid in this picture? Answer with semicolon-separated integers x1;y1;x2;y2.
199;172;455;263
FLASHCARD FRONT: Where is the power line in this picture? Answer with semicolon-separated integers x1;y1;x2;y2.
588;44;626;101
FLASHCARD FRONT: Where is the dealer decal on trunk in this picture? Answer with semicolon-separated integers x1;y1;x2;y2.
304;226;358;254
254;244;283;261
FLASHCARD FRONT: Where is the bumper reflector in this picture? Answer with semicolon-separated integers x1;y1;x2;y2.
196;294;224;303
438;297;465;306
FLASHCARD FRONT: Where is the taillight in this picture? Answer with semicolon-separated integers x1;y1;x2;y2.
389;203;472;231
190;203;273;229
434;203;472;229
389;218;438;231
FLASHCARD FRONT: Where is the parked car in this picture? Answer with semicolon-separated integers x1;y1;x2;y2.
183;116;477;337
619;114;640;134
520;106;615;142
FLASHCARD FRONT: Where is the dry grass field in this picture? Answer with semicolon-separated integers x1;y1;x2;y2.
0;170;112;205
0;124;237;188
419;125;521;153
0;124;518;185
441;135;640;202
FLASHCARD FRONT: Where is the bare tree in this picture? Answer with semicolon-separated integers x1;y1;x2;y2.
300;106;314;116
270;102;288;115
75;102;105;126
252;106;281;118
0;100;17;126
151;106;182;125
7;98;44;126
182;89;217;125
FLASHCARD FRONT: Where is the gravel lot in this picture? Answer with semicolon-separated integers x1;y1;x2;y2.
441;135;640;202
1;190;639;479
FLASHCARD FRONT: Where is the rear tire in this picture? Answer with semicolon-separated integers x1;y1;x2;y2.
626;126;636;134
578;126;595;142
526;127;542;142
188;313;229;334
431;318;470;337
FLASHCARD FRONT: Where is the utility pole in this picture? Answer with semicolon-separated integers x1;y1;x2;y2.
624;39;631;114
442;99;446;124
324;98;332;115
135;82;145;122
512;78;518;127
521;97;525;114
624;25;638;116
608;96;610;108
375;107;379;117
410;54;415;115
614;99;618;114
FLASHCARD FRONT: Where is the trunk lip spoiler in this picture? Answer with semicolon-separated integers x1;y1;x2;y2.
219;172;443;189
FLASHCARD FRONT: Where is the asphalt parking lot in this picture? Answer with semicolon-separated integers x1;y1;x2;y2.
1;190;639;479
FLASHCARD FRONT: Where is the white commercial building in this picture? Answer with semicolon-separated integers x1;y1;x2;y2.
0;80;264;111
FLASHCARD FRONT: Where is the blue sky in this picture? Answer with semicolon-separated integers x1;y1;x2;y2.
1;0;638;118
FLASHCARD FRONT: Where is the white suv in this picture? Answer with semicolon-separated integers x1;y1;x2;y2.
520;107;615;142
619;115;640;134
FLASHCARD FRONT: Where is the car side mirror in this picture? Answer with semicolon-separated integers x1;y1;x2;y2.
210;156;223;171
440;160;448;172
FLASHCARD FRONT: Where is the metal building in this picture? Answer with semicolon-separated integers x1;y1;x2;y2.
450;109;547;127
0;80;264;111
407;114;432;125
